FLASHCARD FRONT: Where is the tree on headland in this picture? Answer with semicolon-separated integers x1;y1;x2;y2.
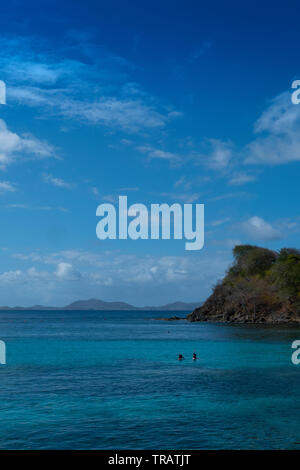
269;248;300;306
188;244;300;323
230;245;277;277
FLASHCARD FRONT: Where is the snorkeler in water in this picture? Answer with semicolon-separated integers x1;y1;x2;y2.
193;352;197;360
178;354;184;360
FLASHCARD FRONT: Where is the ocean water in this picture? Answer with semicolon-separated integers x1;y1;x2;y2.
0;309;300;449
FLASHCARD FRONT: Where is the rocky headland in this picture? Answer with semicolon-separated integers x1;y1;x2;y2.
187;245;300;324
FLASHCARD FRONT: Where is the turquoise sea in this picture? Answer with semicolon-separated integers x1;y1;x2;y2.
0;310;300;449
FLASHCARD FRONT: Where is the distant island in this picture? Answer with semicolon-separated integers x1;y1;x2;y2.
188;244;300;324
0;299;201;312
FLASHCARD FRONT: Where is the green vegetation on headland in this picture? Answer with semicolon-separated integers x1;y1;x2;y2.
188;245;300;323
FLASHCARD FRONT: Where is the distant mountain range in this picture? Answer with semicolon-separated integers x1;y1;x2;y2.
0;299;202;312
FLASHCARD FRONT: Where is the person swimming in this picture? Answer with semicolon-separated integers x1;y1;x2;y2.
178;354;184;360
193;352;197;360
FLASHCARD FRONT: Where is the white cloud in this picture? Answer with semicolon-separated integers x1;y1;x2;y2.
0;119;54;169
10;249;227;286
205;139;233;170
137;145;181;163
69;98;167;132
36;206;69;212
211;217;231;226
1;249;231;306
245;91;300;165
239;216;283;241
228;173;256;186
254;91;298;134
0;266;50;284
55;262;81;280
174;176;192;190
5;204;68;212
0;181;17;193
0;269;23;282
210;191;251;201
195;89;300;171
120;138;132;145
102;194;118;203
43;173;74;189
6;62;64;85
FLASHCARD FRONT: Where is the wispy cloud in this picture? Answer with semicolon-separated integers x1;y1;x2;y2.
211;217;231;227
137;145;182;164
2;36;180;133
210;191;252;201
245;91;300;165
5;204;68;212
194;88;300;176
188;40;213;61
0;119;54;169
42;173;75;189
10;249;227;285
0;181;17;193
174;176;193;190
228;172;256;186
202;139;234;171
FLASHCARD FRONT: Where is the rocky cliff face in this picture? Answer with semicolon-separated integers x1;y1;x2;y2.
187;245;300;324
187;284;298;323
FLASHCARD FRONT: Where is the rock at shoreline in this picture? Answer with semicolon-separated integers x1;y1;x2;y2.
156;316;183;321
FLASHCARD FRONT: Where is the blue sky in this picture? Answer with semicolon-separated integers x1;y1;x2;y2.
0;0;300;306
